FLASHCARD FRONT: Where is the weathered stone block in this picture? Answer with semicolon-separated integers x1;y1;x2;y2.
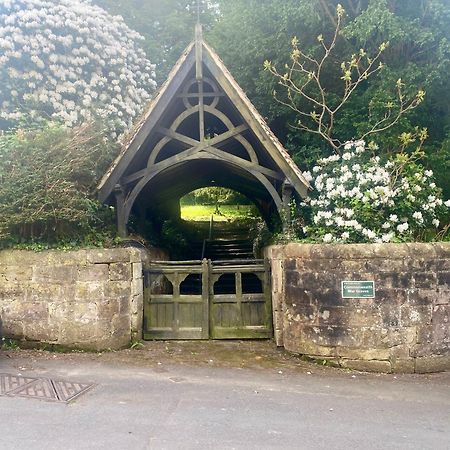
86;249;131;264
379;304;401;327
400;305;432;327
109;262;132;281
104;281;131;302
284;339;337;357
25;284;62;303
416;324;433;344
77;264;109;282
432;305;449;343
284;269;300;286
375;272;412;289
432;242;450;258
407;289;436;306
340;359;392;373
3;265;33;282
75;282;104;302
130;278;142;298
97;299;120;319
414;272;437;289
389;344;411;360
415;356;450;373
437;271;450;286
405;243;437;259
282;243;314;259
132;262;143;280
366;259;407;273
32;265;76;284
374;288;408;305
337;347;390;360
2;320;24;339
391;358;415;374
435;288;449;305
383;327;417;347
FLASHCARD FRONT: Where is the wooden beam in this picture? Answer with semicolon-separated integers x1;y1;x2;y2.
178;92;225;99
195;23;203;80
203;148;284;180
199;80;205;142
156;127;199;147
114;184;127;237
206;124;248;146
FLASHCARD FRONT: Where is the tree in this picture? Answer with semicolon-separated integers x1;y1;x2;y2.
263;4;425;151
94;0;218;83
0;0;156;135
189;187;245;214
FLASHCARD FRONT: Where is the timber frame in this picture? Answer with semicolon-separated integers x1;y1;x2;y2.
98;25;311;236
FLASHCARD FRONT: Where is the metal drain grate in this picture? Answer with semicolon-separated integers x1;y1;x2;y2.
0;373;95;403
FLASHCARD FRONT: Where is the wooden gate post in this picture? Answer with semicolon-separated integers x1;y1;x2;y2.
114;184;128;238
282;180;294;235
201;259;210;339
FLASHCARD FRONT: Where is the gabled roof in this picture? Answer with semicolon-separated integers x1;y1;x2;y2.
97;36;311;203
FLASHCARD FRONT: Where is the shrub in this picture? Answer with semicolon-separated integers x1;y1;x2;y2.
0;0;156;136
0;121;118;247
300;141;449;243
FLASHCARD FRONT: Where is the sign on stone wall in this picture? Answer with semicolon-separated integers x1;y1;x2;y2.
341;281;375;298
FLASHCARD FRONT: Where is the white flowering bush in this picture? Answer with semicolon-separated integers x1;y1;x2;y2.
0;0;156;136
301;141;450;243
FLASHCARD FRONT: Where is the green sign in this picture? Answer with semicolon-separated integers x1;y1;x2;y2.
341;281;375;298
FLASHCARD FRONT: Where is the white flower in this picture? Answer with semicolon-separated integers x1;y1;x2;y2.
341;232;350;240
303;171;313;182
382;222;391;229
382;233;394;243
424;170;433;177
323;233;333;243
432;219;440;227
397;223;409;233
444;200;450;208
389;214;398;223
412;211;423;222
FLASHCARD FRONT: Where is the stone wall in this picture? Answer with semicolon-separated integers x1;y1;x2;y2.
0;247;166;351
267;243;450;373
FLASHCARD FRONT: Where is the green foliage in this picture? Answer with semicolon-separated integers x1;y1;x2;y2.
0;122;118;248
1;338;19;350
182;187;250;214
94;0;218;83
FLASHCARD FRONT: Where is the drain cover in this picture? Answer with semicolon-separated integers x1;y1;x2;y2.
0;373;95;403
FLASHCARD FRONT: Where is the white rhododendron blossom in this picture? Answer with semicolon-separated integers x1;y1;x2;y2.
301;141;449;243
0;0;156;135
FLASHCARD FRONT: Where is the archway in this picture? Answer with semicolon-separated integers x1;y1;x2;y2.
97;27;310;245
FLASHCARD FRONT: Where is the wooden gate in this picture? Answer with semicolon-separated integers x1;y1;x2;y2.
143;259;272;340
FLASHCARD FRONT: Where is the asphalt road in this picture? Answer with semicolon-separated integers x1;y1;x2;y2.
0;347;449;450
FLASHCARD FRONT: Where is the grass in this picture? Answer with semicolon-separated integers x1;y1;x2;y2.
181;204;258;222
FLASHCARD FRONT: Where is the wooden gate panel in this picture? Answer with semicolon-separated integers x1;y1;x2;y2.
209;262;272;340
143;259;272;340
143;261;209;340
